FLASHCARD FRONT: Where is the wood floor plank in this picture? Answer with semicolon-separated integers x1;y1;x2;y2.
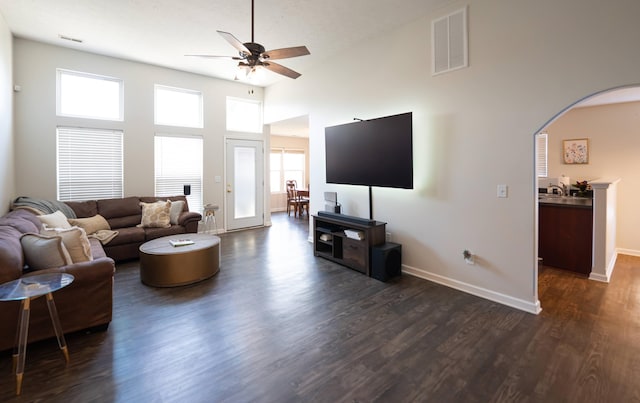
0;213;639;402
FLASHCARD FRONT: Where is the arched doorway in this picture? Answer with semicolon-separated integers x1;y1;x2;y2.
535;85;640;309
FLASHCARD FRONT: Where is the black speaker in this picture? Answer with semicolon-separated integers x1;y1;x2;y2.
371;242;402;282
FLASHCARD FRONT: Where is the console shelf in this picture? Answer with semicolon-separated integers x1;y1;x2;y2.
313;214;386;276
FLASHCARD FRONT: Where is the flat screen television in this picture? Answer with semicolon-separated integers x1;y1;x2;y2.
325;112;413;189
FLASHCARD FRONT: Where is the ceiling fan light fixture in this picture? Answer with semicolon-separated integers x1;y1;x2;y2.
188;0;310;81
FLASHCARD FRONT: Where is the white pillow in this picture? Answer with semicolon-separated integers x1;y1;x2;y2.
20;233;73;270
41;226;93;263
37;210;71;229
168;200;185;225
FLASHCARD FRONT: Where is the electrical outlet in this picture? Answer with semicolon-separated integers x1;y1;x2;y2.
386;232;391;242
463;250;475;265
497;184;508;198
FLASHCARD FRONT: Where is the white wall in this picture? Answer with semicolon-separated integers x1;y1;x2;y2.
264;0;640;313
547;102;640;255
0;13;14;213
12;38;264;222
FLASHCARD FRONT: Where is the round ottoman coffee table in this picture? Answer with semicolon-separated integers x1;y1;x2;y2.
139;234;220;287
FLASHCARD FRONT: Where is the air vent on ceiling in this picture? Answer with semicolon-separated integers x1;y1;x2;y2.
432;7;468;76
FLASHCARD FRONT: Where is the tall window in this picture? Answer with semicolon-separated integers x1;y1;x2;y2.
57;127;123;201
536;132;548;178
154;85;203;128
226;97;262;133
57;69;123;121
270;148;305;192
155;135;203;213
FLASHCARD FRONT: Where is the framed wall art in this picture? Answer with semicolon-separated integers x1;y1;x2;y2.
563;138;589;164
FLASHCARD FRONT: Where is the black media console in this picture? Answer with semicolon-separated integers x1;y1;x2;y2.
313;213;388;277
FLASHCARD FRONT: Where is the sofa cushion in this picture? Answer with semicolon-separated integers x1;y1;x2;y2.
103;226;145;246
41;226;93;263
144;225;186;240
20;233;73;270
0;226;24;283
36;210;72;229
97;196;141;219
68;214;110;235
137;201;171;228
64;200;98;218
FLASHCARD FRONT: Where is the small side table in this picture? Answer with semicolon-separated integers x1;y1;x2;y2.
0;272;74;395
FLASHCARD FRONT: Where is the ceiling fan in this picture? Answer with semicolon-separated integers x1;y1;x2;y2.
186;0;310;80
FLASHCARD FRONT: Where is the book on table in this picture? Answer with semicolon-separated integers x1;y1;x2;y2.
169;239;194;247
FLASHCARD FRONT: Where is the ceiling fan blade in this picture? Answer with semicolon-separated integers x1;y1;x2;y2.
262;46;310;60
217;30;251;56
263;61;302;79
185;54;244;60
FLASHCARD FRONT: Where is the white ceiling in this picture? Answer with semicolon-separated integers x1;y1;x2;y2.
575;86;640;108
1;0;638;136
0;0;452;87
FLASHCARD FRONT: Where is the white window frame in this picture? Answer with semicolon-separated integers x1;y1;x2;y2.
57;127;124;201
154;134;204;213
56;69;124;121
154;85;204;128
226;97;263;133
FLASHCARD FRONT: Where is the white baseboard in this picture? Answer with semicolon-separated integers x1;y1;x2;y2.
589;250;619;283
402;264;542;315
616;248;640;257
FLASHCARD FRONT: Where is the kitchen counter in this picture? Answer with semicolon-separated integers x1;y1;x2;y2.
538;194;592;208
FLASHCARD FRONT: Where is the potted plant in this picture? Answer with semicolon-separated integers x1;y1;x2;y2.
573;180;590;197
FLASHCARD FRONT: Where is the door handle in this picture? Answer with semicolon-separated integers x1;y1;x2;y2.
227;184;232;193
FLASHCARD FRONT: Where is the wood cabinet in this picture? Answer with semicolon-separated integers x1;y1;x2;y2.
539;204;593;274
313;214;386;275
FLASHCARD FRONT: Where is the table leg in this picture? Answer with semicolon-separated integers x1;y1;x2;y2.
15;298;30;396
45;293;69;363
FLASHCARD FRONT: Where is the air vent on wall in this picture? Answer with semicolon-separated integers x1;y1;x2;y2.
432;7;468;75
59;34;83;43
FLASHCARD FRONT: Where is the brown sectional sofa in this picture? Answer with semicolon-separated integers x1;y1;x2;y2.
0;209;115;352
0;195;202;352
65;195;202;262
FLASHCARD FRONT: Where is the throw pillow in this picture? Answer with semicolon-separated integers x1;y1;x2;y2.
41;226;93;263
37;210;71;229
20;233;73;270
67;214;111;235
137;201;171;228
168;200;185;225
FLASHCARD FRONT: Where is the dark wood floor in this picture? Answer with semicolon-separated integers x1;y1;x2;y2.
1;213;639;402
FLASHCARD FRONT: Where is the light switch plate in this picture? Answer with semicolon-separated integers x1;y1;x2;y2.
497;184;508;198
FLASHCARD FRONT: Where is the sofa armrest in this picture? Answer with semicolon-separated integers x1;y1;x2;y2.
23;257;116;284
178;211;202;227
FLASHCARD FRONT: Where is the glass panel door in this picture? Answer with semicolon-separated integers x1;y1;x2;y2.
225;139;264;230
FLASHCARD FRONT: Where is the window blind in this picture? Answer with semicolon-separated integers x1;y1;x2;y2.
536;132;548;178
57;127;123;201
154;134;203;213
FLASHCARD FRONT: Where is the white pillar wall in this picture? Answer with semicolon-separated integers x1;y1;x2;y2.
590;178;620;282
